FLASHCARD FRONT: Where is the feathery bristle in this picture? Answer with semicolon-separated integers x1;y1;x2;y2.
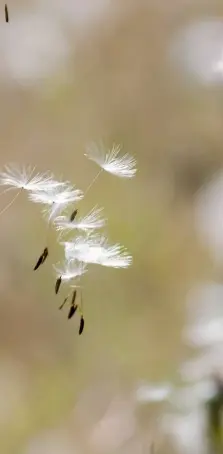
55;206;106;233
85;142;137;178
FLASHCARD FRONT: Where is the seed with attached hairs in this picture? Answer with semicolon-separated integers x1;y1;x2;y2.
79;316;84;335
5;4;9;23
70;208;78;221
55;276;62;294
68;304;78;320
59;297;68;310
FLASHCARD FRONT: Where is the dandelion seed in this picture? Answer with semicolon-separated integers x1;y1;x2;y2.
54;260;87;283
59;297;68;310
68;304;78;320
79;315;85;335
71;289;77;305
55;206;106;233
63;234;132;268
0;165;66;217
70;208;78;221
0;165;65;193
55;276;62;294
4;4;9;23
29;185;83;221
33;247;48;271
33;255;43;271
30;184;82;269
85;142;137;178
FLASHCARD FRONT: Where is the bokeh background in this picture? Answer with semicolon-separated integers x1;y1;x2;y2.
0;0;222;453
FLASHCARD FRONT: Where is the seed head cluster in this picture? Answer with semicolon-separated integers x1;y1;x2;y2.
0;143;137;335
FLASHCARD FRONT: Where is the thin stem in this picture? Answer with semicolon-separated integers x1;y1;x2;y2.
0;187;15;196
84;169;103;196
45;202;56;248
79;286;83;314
0;189;22;217
46;219;51;247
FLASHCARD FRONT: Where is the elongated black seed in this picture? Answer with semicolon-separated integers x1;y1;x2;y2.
70;209;78;221
55;276;62;294
42;247;49;263
5;4;9;23
59;297;68;310
71;289;77;305
68;304;78;320
79;316;84;335
33;247;48;271
33;255;43;271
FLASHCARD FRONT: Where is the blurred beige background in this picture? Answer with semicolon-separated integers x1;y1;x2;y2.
0;1;223;453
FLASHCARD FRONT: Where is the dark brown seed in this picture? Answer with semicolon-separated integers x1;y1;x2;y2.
70;209;78;221
71;289;77;305
55;276;62;294
42;247;49;263
68;304;78;320
59;297;68;310
5;4;9;23
79;316;84;335
33;247;48;271
33;254;44;271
